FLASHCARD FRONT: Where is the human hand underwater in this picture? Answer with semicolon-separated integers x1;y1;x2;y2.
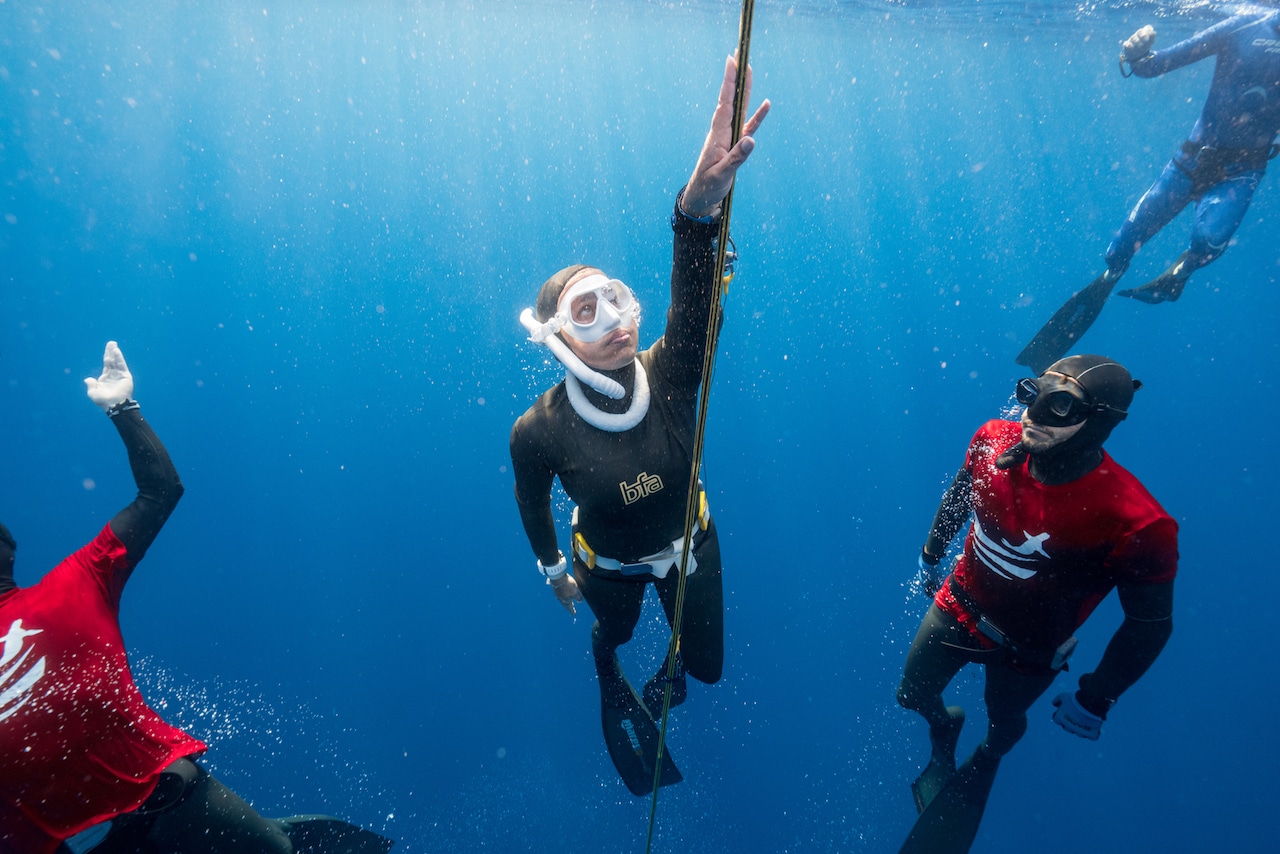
84;341;134;410
549;573;584;617
1052;691;1105;741
680;55;770;219
1122;25;1156;62
913;552;944;598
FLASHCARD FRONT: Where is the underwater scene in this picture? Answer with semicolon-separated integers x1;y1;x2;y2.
3;0;1278;851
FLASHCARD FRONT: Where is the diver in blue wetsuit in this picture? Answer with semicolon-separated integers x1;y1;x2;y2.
1109;12;1280;303
1017;10;1280;371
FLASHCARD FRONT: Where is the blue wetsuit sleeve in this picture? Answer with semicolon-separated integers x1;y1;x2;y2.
1128;14;1250;78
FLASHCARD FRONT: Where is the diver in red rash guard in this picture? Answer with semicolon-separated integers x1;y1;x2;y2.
897;355;1177;853
1;342;391;854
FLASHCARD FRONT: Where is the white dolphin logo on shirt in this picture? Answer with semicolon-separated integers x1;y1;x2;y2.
0;619;46;722
973;521;1051;580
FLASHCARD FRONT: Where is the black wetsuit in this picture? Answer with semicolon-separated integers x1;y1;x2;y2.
510;203;725;686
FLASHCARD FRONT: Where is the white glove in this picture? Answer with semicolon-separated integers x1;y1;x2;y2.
84;341;134;411
1052;691;1105;741
1122;25;1156;63
914;552;944;598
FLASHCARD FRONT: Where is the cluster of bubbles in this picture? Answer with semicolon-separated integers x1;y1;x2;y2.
130;656;394;831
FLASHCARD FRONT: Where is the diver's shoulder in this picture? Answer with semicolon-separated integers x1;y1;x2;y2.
513;383;570;430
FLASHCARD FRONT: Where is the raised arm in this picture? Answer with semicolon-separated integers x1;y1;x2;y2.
85;341;184;566
1121;17;1242;78
923;467;974;562
658;56;770;388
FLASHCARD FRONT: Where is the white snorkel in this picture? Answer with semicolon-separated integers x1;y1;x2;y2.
520;273;651;432
520;307;625;399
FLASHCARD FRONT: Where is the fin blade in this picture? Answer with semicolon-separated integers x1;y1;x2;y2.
1016;273;1116;374
277;816;395;854
899;750;1000;854
601;673;683;796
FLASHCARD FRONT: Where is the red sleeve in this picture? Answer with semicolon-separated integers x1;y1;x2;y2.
56;525;132;611
964;420;1018;474
1110;515;1180;585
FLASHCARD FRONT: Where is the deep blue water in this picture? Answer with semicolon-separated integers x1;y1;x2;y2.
3;0;1279;851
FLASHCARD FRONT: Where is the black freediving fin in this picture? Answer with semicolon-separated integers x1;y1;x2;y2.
1117;251;1189;304
600;661;683;796
1015;270;1119;374
899;746;1001;854
276;815;395;853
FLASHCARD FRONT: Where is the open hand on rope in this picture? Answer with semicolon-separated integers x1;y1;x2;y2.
680;55;770;219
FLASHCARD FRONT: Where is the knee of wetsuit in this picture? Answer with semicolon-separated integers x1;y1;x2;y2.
688;659;722;686
896;677;928;714
590;618;634;653
983;713;1029;756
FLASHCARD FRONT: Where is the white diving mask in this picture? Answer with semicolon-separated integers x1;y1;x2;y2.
535;274;640;343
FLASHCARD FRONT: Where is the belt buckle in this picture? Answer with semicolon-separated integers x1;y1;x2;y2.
975;616;1005;646
618;561;653;577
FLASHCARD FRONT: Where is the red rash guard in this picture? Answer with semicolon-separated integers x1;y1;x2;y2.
937;420;1178;651
0;525;205;852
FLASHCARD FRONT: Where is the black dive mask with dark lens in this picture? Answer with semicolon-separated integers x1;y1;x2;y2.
1016;376;1129;428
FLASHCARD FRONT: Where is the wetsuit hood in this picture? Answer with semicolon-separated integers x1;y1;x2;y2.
536;265;592;323
1000;354;1140;484
1047;354;1138;449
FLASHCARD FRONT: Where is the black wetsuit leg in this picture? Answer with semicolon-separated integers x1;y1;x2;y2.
653;520;723;684
980;657;1058;757
97;763;293;854
576;562;647;661
899;605;1059;756
897;605;980;729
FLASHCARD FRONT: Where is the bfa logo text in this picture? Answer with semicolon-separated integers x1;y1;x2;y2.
620;472;663;505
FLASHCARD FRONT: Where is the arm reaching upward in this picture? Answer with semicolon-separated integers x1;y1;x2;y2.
85;342;184;566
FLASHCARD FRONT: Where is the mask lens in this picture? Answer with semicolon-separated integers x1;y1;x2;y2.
599;282;633;313
570;291;598;325
1022;375;1092;427
557;276;635;342
1045;391;1079;420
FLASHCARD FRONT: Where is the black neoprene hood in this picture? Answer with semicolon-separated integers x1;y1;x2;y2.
535;264;592;323
1043;354;1140;452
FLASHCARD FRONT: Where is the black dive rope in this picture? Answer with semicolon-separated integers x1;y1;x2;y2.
645;0;756;849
